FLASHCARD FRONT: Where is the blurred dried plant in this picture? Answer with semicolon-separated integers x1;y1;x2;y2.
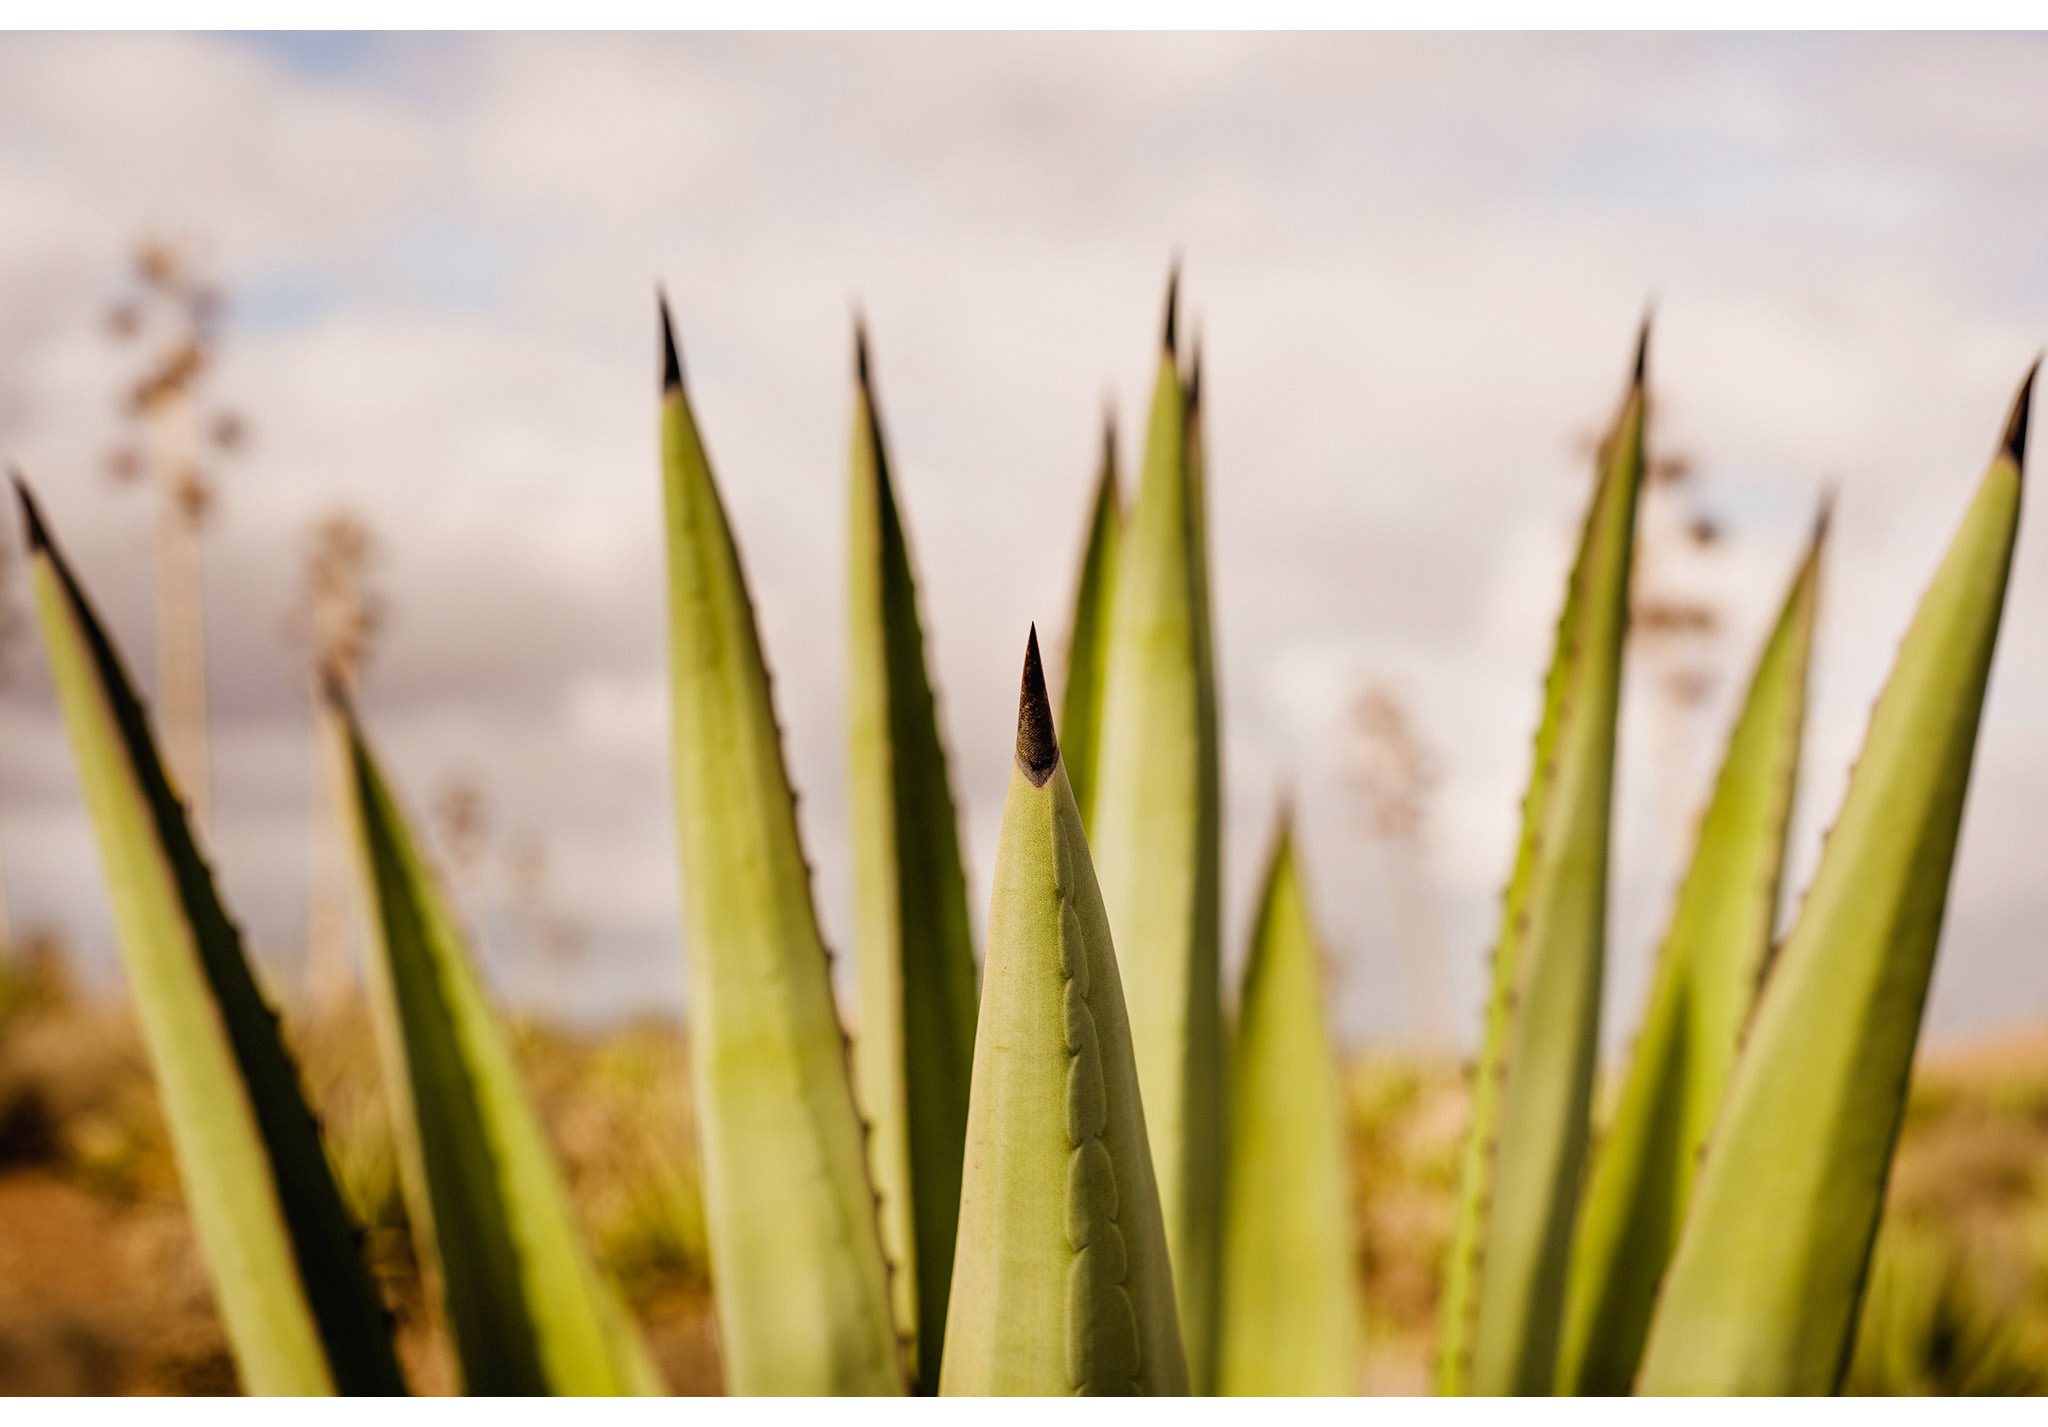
102;235;248;836
1341;682;1448;1051
508;828;587;1011
1632;431;1732;872
285;510;387;695
288;509;389;1010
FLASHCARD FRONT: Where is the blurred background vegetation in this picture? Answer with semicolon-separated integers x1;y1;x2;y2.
1;937;2044;1394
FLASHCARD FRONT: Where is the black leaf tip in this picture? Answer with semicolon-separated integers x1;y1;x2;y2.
11;469;47;554
317;665;353;716
854;313;872;392
2002;356;2038;467
1163;260;1181;358
1812;482;1838;548
1186;330;1204;415
1016;625;1059;786
658;288;683;393
1632;309;1653;388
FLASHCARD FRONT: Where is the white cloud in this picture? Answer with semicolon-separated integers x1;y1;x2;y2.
1;33;2045;1050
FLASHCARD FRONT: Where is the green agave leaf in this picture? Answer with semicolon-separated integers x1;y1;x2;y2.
1438;330;1648;1395
1636;366;2034;1396
1218;814;1363;1396
938;630;1188;1396
658;298;903;1395
845;324;980;1392
15;478;404;1396
1557;506;1825;1394
331;697;663;1395
1057;411;1122;833
1087;275;1227;1390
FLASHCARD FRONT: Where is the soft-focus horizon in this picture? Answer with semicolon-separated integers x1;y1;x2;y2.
2;31;2045;1052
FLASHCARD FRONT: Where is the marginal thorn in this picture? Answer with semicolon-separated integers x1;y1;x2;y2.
1016;625;1059;786
10;468;47;554
2002;355;2038;468
658;287;683;392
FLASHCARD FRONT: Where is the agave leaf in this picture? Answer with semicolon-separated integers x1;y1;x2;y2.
845;323;980;1392
1057;412;1122;833
938;630;1188;1396
15;478;404;1396
1218;814;1363;1396
1088;275;1227;1390
1556;507;1826;1394
658;298;902;1394
1438;330;1649;1395
331;696;663;1395
1636;366;2034;1395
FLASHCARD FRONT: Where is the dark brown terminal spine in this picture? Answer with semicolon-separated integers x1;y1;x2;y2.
659;288;683;393
11;469;48;555
1016;624;1059;787
1162;261;1180;359
2004;356;2038;467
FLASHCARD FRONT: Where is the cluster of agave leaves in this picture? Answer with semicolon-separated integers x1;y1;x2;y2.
7;267;2033;1396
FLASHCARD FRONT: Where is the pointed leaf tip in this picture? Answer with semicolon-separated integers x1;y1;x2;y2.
2002;357;2037;467
10;469;46;554
1633;312;1652;387
1163;262;1181;358
1186;333;1204;414
658;290;683;392
854;313;872;392
317;666;352;717
1812;484;1837;549
1016;625;1058;785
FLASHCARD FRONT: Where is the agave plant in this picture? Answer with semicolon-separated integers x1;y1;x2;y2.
1218;813;1363;1395
1057;411;1121;834
1635;365;2034;1393
330;690;663;1394
656;297;903;1395
18;263;2035;1401
1439;328;1648;1396
938;630;1187;1395
18;473;664;1397
16;476;405;1397
845;324;981;1393
1086;278;1227;1389
1440;337;2032;1397
1558;500;1826;1394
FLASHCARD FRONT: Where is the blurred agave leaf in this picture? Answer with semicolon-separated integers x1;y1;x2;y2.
1638;366;2035;1395
658;298;902;1394
938;631;1187;1395
1438;330;1648;1395
16;477;404;1396
1088;276;1226;1389
1057;411;1122;832
1218;815;1362;1396
1844;1226;2044;1396
1557;507;1826;1393
845;324;979;1392
332;695;663;1395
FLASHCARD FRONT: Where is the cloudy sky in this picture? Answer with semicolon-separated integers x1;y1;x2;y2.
1;32;2045;1052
